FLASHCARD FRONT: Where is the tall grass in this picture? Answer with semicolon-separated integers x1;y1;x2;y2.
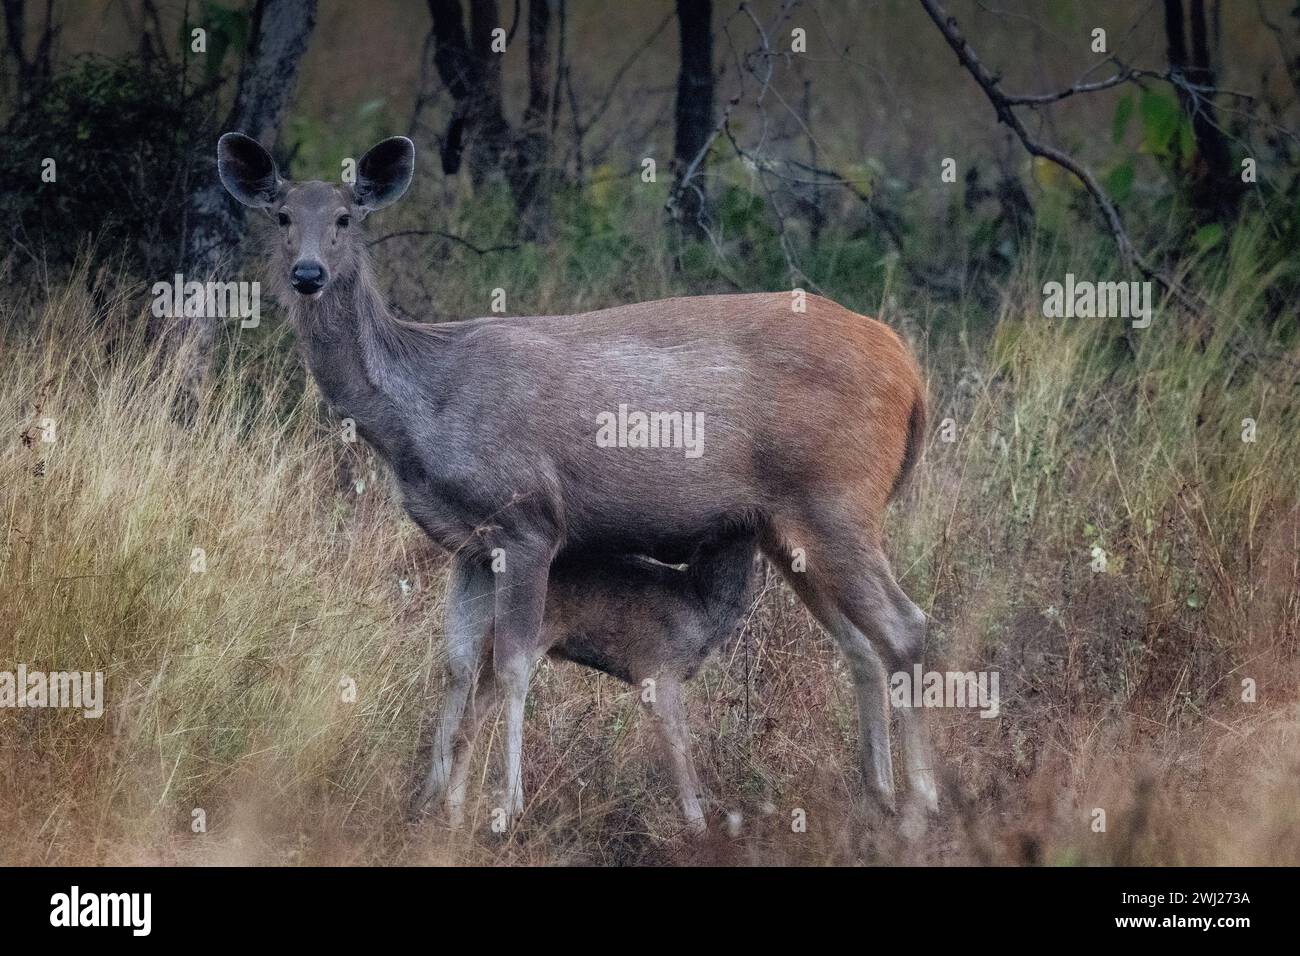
1;219;1297;865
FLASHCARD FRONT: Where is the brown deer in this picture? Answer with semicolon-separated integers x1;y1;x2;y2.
216;132;938;830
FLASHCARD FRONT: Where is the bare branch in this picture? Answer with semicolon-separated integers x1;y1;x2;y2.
1001;69;1139;105
916;0;1204;311
367;229;519;255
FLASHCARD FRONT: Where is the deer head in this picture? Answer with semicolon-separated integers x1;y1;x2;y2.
216;132;414;298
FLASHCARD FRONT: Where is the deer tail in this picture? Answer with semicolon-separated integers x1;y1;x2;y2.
888;387;926;502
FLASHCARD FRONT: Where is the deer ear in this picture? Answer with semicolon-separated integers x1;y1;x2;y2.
217;132;283;208
354;136;414;211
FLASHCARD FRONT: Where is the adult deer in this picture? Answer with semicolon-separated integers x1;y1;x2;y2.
216;132;938;828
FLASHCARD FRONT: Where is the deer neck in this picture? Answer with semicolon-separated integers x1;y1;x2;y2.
289;260;414;439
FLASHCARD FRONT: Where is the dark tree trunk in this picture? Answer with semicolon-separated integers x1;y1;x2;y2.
422;0;473;170
2;0;55;105
176;0;317;389
1164;0;1189;72
427;0;510;185
428;0;474;102
672;0;714;234
465;0;511;184
426;0;553;234
507;0;554;238
1163;0;1238;222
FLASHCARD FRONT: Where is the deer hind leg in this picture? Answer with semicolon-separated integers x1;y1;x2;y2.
763;522;938;814
821;607;896;807
640;671;706;833
444;670;498;828
765;536;896;808
869;564;940;814
417;556;495;818
827;547;938;814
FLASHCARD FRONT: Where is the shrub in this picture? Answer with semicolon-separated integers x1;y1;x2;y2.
0;55;220;280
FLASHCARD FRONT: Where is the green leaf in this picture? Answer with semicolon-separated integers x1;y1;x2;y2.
1194;223;1225;251
1140;91;1181;157
1178;117;1195;163
1106;159;1135;204
1112;94;1134;145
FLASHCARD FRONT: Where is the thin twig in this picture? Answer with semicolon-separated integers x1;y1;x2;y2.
367;229;519;255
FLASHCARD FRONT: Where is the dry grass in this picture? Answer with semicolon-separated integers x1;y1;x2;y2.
1;232;1297;866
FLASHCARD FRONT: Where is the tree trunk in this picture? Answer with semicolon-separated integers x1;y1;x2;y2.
671;0;714;235
176;0;317;391
427;0;510;186
426;0;552;233
464;0;511;185
507;0;554;238
2;0;55;105
1163;0;1237;222
421;0;474;169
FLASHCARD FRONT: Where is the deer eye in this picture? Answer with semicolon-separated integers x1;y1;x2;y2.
277;212;290;227
336;214;351;229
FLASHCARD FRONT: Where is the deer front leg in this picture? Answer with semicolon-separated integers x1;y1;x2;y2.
642;673;706;833
445;670;497;828
491;543;553;827
418;556;494;818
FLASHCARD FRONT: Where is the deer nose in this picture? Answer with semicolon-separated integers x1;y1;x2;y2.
291;261;326;294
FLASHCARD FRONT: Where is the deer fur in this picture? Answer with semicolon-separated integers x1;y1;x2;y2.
431;533;760;830
216;132;938;831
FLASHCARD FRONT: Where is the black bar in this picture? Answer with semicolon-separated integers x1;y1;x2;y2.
0;866;1277;941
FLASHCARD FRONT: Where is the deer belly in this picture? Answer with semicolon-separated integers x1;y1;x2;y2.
541;569;708;684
